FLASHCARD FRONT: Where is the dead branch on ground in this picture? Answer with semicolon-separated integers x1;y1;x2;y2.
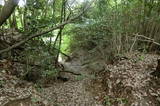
130;33;160;51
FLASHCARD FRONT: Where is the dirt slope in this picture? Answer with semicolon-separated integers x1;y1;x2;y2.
96;52;160;106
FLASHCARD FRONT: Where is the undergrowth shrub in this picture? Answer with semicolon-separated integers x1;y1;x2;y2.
69;18;132;61
69;0;160;62
16;39;59;83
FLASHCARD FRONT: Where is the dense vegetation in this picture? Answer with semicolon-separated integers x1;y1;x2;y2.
0;0;160;105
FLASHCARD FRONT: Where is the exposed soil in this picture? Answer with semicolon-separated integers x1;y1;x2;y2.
36;59;103;106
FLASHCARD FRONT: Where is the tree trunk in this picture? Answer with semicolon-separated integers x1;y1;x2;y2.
0;0;20;26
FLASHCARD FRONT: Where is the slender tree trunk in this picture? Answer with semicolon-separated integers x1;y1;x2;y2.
23;7;27;31
54;0;66;65
0;0;20;26
12;12;18;29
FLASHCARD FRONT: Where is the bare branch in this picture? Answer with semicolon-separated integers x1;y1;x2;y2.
0;0;95;54
130;34;160;50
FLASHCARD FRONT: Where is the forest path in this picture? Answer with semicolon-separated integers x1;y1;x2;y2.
0;53;104;106
40;58;103;106
1;52;160;106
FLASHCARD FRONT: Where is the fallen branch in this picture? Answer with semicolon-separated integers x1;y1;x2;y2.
13;60;81;76
133;34;160;46
60;70;82;76
130;35;137;52
3;94;31;106
130;33;160;51
0;0;95;54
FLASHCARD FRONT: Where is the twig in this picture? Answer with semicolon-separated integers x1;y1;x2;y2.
130;35;137;52
3;94;31;106
132;33;160;46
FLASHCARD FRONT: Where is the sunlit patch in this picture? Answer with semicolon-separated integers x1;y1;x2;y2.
79;0;85;3
18;0;26;7
0;0;26;7
0;0;5;5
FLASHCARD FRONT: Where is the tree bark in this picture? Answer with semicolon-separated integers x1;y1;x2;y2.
0;0;20;26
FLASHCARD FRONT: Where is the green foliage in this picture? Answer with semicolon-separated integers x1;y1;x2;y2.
70;20;112;50
34;83;44;92
68;0;160;62
31;96;39;103
76;75;86;81
17;39;59;82
138;55;145;61
61;34;71;54
42;68;58;79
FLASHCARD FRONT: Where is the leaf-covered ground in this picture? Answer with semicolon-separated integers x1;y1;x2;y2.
93;52;160;106
0;52;160;106
0;56;103;106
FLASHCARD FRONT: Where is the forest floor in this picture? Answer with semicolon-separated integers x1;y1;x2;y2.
0;52;104;106
0;52;160;106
